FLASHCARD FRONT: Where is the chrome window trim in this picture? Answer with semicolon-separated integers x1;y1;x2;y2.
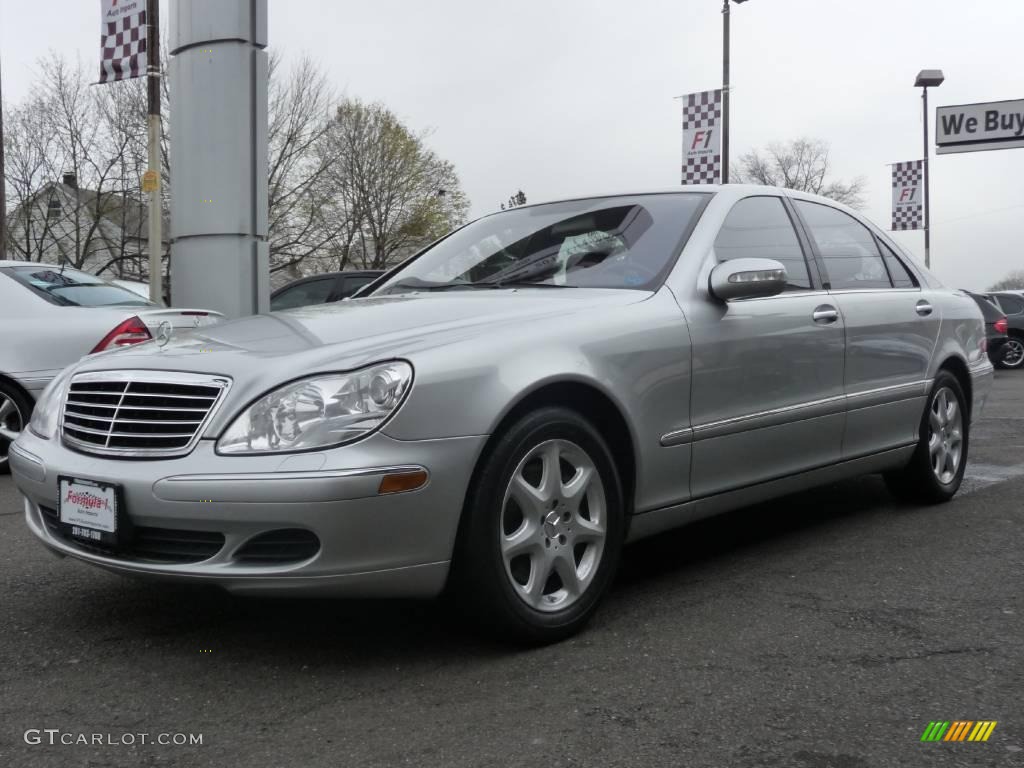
825;287;923;295
661;379;932;446
60;370;232;459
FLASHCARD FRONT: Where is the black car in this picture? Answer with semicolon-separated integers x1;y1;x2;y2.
270;270;384;311
963;290;1009;366
986;291;1024;369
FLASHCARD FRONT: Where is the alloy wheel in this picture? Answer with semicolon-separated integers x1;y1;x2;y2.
927;386;963;485
1003;338;1024;368
0;393;25;468
500;439;607;612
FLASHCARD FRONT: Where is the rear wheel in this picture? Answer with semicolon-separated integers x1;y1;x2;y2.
1001;336;1024;369
450;406;625;644
0;382;33;475
884;371;968;503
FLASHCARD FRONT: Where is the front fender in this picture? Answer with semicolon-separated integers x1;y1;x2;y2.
382;289;693;513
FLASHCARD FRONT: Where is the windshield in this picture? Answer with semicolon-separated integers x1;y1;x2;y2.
3;266;155;308
375;193;709;294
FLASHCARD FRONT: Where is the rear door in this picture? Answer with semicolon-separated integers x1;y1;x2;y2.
686;195;846;498
791;200;940;459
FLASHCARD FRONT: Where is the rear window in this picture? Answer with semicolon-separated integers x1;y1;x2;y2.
2;266;154;308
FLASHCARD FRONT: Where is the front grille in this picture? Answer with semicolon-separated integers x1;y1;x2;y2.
234;529;321;564
40;506;225;564
62;372;229;457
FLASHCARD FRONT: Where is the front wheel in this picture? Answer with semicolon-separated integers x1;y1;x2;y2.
884;371;969;504
0;382;33;476
450;406;625;644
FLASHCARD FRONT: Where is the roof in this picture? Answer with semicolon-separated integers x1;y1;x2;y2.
11;181;169;239
483;184;857;217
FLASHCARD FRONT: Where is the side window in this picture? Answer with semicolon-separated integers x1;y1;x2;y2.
877;239;917;288
995;294;1024;315
270;277;335;311
713;197;812;290
794;201;892;290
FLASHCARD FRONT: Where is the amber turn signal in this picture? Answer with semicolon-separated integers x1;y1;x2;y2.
378;470;429;495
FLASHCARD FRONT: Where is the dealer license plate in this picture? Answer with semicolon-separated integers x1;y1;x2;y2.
58;476;120;547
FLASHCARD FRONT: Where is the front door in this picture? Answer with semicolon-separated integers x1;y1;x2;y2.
684;196;846;499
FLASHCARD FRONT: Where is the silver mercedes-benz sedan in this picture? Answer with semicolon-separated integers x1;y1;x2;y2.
10;186;993;643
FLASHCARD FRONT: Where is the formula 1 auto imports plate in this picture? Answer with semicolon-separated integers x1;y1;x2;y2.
58;476;120;547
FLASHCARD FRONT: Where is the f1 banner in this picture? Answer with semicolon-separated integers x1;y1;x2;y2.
682;90;722;185
99;0;148;83
891;160;924;231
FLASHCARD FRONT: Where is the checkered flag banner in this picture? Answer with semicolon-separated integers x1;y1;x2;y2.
681;89;722;185
891;160;924;231
99;0;148;84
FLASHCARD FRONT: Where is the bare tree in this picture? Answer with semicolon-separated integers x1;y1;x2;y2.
3;53;472;286
2;55;150;275
3;95;61;261
733;138;866;209
990;270;1024;291
323;98;469;270
265;54;347;279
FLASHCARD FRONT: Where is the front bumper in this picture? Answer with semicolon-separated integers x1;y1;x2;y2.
9;429;486;597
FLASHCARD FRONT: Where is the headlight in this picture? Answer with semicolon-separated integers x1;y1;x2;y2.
217;361;413;454
28;366;75;440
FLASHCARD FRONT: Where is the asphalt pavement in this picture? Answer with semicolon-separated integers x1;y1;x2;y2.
1;374;1022;768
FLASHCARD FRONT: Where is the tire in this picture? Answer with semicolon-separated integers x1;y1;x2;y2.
0;381;33;476
450;406;625;645
884;371;969;504
1000;336;1024;370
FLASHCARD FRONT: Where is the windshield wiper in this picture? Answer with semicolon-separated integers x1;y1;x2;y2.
484;280;575;289
384;277;489;293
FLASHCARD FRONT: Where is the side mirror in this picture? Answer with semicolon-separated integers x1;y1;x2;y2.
709;258;788;302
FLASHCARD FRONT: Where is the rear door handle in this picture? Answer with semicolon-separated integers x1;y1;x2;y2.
813;305;839;323
916;300;933;317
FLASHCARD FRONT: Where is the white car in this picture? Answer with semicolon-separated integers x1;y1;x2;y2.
0;261;223;471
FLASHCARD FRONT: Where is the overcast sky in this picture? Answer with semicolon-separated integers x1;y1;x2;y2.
2;0;1022;290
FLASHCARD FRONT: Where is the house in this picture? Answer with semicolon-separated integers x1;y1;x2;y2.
4;173;168;282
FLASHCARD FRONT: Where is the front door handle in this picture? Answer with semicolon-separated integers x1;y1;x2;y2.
916;300;933;317
812;305;839;323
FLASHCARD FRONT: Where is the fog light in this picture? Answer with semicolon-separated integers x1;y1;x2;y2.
378;470;429;495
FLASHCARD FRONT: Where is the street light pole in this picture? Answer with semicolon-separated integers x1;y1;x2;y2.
721;0;731;184
721;0;749;185
915;69;944;270
922;85;930;269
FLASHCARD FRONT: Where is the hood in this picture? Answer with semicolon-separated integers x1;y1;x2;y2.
74;288;649;386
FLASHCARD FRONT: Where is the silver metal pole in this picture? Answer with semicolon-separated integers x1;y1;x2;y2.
169;0;269;318
146;0;162;302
